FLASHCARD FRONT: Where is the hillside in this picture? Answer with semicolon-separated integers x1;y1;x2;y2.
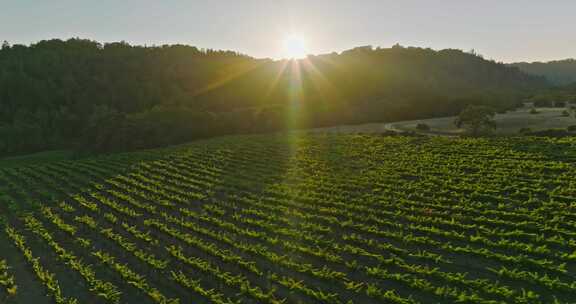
511;59;576;86
1;133;576;303
0;39;547;156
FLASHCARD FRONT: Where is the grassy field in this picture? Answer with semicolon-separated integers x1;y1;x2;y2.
1;133;576;303
311;107;576;135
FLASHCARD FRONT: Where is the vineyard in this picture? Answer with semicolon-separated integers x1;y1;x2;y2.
1;133;576;304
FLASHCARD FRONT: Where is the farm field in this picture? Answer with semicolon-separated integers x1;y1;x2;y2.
0;150;76;168
311;107;576;136
1;133;576;304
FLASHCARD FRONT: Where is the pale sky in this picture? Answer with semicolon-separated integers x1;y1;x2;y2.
1;0;575;63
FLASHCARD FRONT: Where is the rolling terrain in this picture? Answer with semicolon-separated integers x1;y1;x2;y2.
1;133;576;303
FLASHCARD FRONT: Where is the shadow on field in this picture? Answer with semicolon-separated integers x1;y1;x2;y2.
508;138;576;162
0;149;166;216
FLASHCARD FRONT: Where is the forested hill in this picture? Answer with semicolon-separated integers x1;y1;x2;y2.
511;59;576;86
0;39;547;155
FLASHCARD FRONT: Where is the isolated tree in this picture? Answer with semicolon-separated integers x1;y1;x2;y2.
416;123;430;131
454;105;496;136
519;127;532;135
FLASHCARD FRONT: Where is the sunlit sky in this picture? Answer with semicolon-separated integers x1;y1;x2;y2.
1;0;575;62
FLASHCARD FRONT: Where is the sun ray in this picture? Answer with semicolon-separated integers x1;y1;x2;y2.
300;57;349;120
287;59;305;129
263;59;290;100
194;60;264;96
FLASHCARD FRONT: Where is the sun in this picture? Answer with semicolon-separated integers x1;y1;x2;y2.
282;34;308;59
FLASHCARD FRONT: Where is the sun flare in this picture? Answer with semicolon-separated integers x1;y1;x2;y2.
282;34;308;59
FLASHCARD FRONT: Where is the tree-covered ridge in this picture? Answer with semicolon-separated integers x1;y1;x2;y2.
511;59;576;86
0;39;547;155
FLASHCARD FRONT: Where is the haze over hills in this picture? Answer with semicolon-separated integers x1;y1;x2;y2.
510;59;576;86
0;39;548;155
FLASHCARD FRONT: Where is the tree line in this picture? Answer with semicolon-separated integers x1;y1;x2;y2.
511;59;576;86
0;39;548;155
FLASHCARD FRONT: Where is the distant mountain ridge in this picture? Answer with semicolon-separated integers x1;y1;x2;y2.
510;59;576;86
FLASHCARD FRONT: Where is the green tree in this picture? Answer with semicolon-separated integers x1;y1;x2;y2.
454;105;496;136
